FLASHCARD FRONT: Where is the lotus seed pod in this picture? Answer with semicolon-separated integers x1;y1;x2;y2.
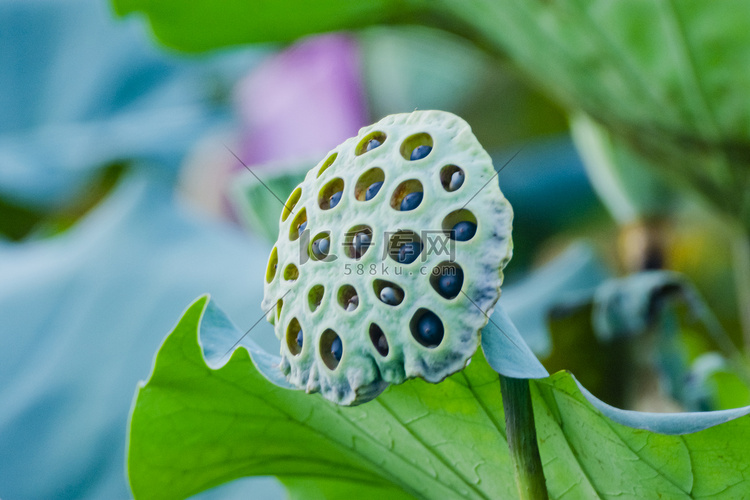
262;110;513;405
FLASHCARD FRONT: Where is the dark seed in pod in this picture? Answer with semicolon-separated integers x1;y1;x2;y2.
365;181;383;201
331;336;343;361
451;221;476;241
312;238;329;259
370;324;389;356
399;192;423;211
329;190;342;209
376;334;388;356
345;294;358;312
379;287;402;305
438;268;463;298
298;220;307;235
448;170;465;191
296;330;303;348
410;145;432;161
352;232;371;257
366;139;382;152
416;312;443;346
397;242;422;264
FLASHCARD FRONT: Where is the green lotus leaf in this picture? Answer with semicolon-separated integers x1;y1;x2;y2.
128;294;750;499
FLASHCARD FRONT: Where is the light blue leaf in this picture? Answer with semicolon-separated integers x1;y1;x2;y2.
575;378;750;435
0;171;284;500
481;304;548;379
0;0;265;209
200;298;290;390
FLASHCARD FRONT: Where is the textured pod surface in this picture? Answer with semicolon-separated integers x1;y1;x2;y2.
262;110;513;405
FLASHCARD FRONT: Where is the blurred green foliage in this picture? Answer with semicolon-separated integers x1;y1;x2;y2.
0;162;127;240
114;0;750;229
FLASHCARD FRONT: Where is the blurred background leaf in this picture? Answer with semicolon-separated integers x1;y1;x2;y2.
113;0;427;50
543;270;750;412
0;0;267;240
0;1;280;498
0;170;284;499
114;0;750;228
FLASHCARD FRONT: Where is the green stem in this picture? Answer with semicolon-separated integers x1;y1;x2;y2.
500;375;549;500
732;227;750;356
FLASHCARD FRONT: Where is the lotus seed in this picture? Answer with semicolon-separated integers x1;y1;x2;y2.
410;145;432;161
400;192;423;211
416;311;443;347
438;270;463;298
379;287;401;305
342;292;358;311
352;232;371;257
375;334;388;355
397;242;422;264
329;190;342;209
296;330;303;348
298;220;307;235
312;238;329;259
365;181;383;201
366;139;382;152
451;221;476;241
449;170;465;191
331;336;343;361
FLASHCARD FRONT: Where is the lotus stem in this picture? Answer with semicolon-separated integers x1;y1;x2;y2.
500;375;549;500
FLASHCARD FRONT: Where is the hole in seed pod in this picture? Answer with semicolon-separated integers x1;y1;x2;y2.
318;177;344;210
308;284;324;312
369;324;389;357
337;285;359;312
390;179;423;211
289;208;307;242
286;318;303;356
388;230;423;264
282;187;302;222
430;262;464;299
400;133;433;161
373;279;404;306
316;152;337;178
265;247;278;283
276;298;283;320
283;263;299;281
320;329;343;370
355;131;387;156
443;209;478;242
309;232;331;261
410;309;444;348
355;167;385;201
440;165;465;192
344;225;373;259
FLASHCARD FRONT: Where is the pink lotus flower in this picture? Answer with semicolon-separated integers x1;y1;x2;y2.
235;33;368;169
